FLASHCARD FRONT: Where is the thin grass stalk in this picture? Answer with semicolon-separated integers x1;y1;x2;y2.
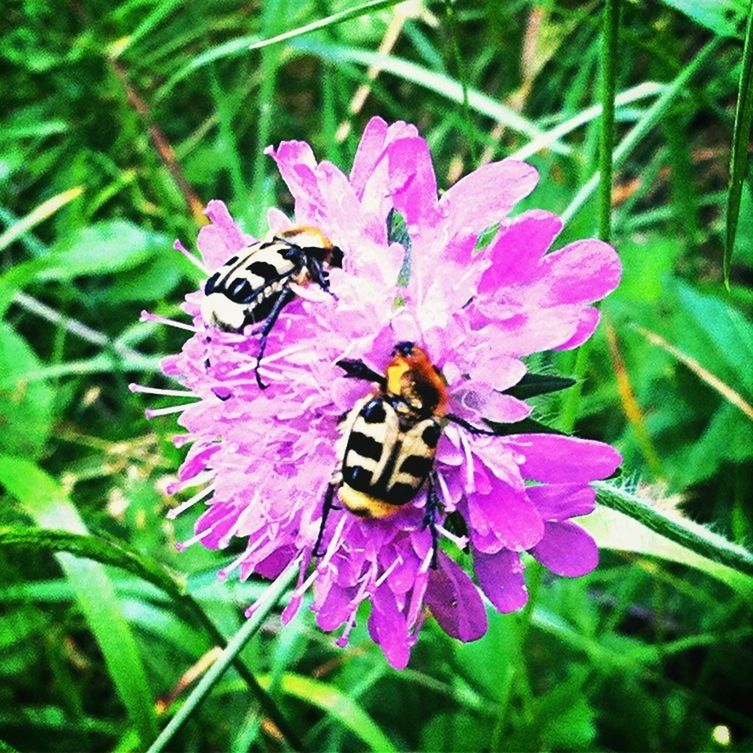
145;559;302;753
594;483;753;579
725;1;753;285
598;0;621;243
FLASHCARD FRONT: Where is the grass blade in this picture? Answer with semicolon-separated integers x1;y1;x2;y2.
291;39;570;148
562;37;721;225
248;0;406;51
260;673;398;752
725;3;753;284
0;187;83;254
0;526;304;751
0;456;157;747
598;0;621;242
145;558;302;753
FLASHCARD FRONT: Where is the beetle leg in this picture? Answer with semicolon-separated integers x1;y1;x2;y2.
424;471;441;570
335;358;386;386
313;481;338;558
446;413;497;436
254;285;296;389
306;256;331;294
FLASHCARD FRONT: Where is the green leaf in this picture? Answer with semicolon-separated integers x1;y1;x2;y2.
0;326;54;459
38;220;170;281
725;3;753;282
0;456;158;747
505;373;577;400
659;0;747;37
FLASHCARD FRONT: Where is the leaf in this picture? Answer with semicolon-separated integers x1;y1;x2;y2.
38;220;170;281
0;456;158;747
0;326;54;459
725;3;753;281
505;373;576;400
659;0;747;37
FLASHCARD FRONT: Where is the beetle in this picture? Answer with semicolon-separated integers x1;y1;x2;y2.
201;226;343;388
314;342;498;565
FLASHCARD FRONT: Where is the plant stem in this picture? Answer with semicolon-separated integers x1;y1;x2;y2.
595;482;753;579
146;559;302;753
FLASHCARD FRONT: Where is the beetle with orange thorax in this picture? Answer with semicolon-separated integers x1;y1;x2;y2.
314;342;497;565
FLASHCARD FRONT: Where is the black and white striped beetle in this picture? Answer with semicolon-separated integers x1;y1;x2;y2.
201;226;343;387
315;342;498;566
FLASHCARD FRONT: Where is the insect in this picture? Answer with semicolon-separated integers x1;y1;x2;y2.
314;342;498;565
201;226;344;388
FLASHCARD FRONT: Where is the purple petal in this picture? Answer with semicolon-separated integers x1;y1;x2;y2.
439;160;538;242
530;521;598;577
466;476;544;552
425;551;487;642
387;137;440;227
508;434;622;483
265;141;322;222
527;484;596;521
479;210;562;292
538;239;622;306
316;583;355;632
197;200;252;269
369;585;411;669
473;548;528;613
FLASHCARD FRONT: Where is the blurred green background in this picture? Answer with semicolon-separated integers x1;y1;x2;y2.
2;1;753;751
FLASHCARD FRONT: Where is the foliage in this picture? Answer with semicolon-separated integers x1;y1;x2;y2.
1;1;753;751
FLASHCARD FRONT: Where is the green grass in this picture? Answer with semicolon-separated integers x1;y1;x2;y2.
2;1;753;752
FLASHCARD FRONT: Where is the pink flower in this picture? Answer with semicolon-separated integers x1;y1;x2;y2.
136;117;622;669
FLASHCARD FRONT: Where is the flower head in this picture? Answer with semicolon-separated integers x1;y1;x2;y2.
139;117;622;668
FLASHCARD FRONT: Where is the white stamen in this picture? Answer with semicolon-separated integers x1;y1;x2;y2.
140;310;197;332
460;430;476;492
217;548;251;580
175;526;214;551
145;402;198;419
374;555;402;588
174;240;208;273
166;472;214;495
436;524;468;550
435;470;453;510
418;548;434;574
129;383;197;398
166;484;214;520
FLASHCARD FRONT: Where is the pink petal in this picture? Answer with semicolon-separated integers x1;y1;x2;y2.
265;141;322;223
425;552;487;642
538;239;622;306
526;484;596;521
530;521;598;577
507;434;622;483
479;210;562;292
553;307;601;350
476;309;582;356
466;353;527;392
316;583;355;631
473;548;528;613
387;137;440;227
452;383;531;425
197;200;252;269
349;116;389;197
439;160;539;242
